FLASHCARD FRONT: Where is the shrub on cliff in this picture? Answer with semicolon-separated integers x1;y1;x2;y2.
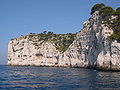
91;3;120;41
91;3;105;15
99;6;115;25
111;7;120;32
36;31;76;52
108;7;120;41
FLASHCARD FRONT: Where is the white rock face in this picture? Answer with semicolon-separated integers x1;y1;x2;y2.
8;37;60;66
8;11;120;70
96;41;120;70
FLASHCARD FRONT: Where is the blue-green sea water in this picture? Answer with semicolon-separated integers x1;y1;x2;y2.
0;65;120;90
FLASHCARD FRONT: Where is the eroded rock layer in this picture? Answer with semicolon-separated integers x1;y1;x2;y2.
8;11;120;70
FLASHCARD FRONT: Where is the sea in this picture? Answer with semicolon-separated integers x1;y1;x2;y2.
0;65;120;90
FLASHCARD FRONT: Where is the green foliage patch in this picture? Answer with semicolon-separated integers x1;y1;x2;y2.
26;31;76;53
91;4;120;41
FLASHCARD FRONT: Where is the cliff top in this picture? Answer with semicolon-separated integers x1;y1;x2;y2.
11;31;76;53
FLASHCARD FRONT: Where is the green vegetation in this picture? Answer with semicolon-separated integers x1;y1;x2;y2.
26;31;76;53
91;3;105;15
108;8;120;41
99;6;115;24
91;4;120;41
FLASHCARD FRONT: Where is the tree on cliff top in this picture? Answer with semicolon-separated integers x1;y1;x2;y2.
91;3;105;15
100;6;115;24
91;4;120;41
108;7;120;41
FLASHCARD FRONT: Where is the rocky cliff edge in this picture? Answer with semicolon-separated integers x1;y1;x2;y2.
8;11;120;70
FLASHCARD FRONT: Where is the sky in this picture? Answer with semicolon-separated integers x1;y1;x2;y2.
0;0;120;64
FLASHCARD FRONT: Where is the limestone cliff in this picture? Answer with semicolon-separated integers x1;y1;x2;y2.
8;11;120;70
7;33;76;67
63;11;120;70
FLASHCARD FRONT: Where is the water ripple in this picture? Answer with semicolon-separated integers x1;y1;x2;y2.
0;65;120;89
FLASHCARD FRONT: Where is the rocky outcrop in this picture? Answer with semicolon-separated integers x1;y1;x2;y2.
8;11;120;70
8;38;60;66
96;41;120;70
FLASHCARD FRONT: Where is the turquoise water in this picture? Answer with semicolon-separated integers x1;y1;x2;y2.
0;65;120;90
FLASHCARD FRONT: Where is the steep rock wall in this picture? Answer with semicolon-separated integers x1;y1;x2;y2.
8;11;120;70
8;37;60;66
63;11;120;70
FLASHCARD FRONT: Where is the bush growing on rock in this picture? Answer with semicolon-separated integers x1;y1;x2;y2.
29;31;76;52
91;3;105;15
91;3;120;41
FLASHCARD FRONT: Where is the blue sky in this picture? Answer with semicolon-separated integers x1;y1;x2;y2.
0;0;119;64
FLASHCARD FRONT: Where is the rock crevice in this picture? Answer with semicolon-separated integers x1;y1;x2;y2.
8;11;120;70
